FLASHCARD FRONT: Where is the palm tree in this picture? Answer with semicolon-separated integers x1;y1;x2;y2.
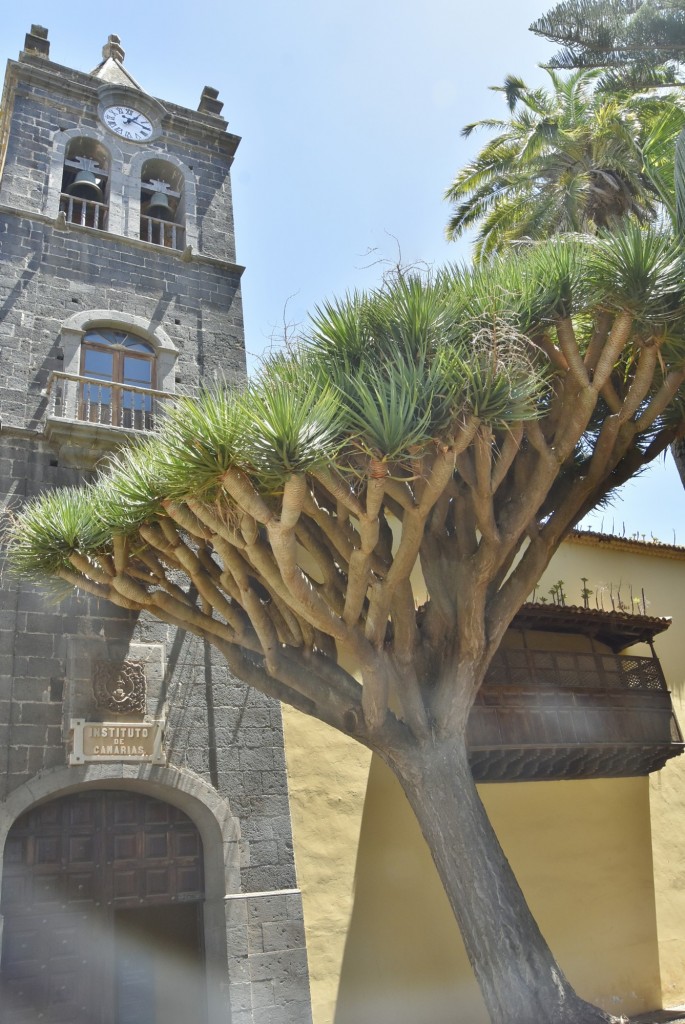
445;67;684;260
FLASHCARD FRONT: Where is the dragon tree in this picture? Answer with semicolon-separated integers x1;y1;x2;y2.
7;225;685;1024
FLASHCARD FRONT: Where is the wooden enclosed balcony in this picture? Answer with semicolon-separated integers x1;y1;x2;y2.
467;604;684;782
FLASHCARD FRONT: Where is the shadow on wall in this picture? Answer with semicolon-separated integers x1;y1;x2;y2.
333;755;488;1024
332;756;661;1024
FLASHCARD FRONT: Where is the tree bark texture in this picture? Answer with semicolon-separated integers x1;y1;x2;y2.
387;738;621;1024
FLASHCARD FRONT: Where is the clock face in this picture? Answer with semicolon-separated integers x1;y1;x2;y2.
103;106;153;142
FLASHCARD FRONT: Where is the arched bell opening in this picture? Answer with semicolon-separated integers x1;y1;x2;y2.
60;138;111;230
139;159;185;250
0;789;208;1024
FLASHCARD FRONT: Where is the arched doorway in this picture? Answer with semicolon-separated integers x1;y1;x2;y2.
0;790;207;1024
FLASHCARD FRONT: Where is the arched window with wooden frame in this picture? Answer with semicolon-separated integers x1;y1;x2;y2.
80;328;156;430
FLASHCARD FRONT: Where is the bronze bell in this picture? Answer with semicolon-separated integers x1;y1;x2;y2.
146;192;174;221
67;169;103;202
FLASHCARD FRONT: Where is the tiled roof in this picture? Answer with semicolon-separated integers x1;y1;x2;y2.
512;602;671;652
568;529;685;559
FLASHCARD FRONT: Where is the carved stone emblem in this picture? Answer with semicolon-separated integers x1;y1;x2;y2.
93;659;146;714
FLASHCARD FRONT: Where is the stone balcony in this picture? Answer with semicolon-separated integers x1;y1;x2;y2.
43;371;174;466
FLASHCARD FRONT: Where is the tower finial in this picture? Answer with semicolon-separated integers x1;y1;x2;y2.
102;34;125;63
24;25;50;58
198;86;224;116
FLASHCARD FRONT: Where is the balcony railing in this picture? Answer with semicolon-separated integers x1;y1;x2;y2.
140;215;185;250
484;647;667;692
45;372;174;433
59;193;108;231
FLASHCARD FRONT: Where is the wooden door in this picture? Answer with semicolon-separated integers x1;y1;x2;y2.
0;791;205;1024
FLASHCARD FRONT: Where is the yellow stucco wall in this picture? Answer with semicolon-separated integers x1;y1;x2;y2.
282;535;685;1023
542;538;685;1006
335;761;660;1024
281;710;371;1024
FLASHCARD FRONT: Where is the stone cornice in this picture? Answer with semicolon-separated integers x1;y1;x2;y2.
0;204;245;276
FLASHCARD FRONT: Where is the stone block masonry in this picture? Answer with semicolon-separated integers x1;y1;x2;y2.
0;31;312;1024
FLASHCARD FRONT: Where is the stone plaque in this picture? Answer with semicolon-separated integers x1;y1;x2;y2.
93;658;147;714
69;719;166;765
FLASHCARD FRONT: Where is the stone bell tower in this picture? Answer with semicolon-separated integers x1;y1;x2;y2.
0;26;312;1024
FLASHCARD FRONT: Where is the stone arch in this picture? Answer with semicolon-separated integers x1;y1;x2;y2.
46;127;125;232
0;765;243;1024
127;150;198;249
60;308;178;392
0;763;242;897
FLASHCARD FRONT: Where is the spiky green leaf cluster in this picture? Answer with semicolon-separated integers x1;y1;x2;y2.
310;272;551;454
151;385;245;499
90;443;167;534
590;221;685;317
241;355;344;488
6;486;105;579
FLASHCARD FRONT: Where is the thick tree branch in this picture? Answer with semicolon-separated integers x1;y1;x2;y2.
472;428;499;547
491;423;523;491
365;445;462;648
583;310;613;371
311;467;366;520
556;317;589;387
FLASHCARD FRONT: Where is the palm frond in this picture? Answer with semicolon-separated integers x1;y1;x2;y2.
675;125;685;239
445;60;679;256
492;75;530;112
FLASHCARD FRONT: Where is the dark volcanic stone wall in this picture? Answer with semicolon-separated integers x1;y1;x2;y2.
0;40;312;1024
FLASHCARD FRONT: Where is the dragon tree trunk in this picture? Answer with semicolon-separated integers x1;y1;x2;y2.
385;735;621;1024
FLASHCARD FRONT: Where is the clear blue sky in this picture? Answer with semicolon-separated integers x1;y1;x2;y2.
2;2;682;539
